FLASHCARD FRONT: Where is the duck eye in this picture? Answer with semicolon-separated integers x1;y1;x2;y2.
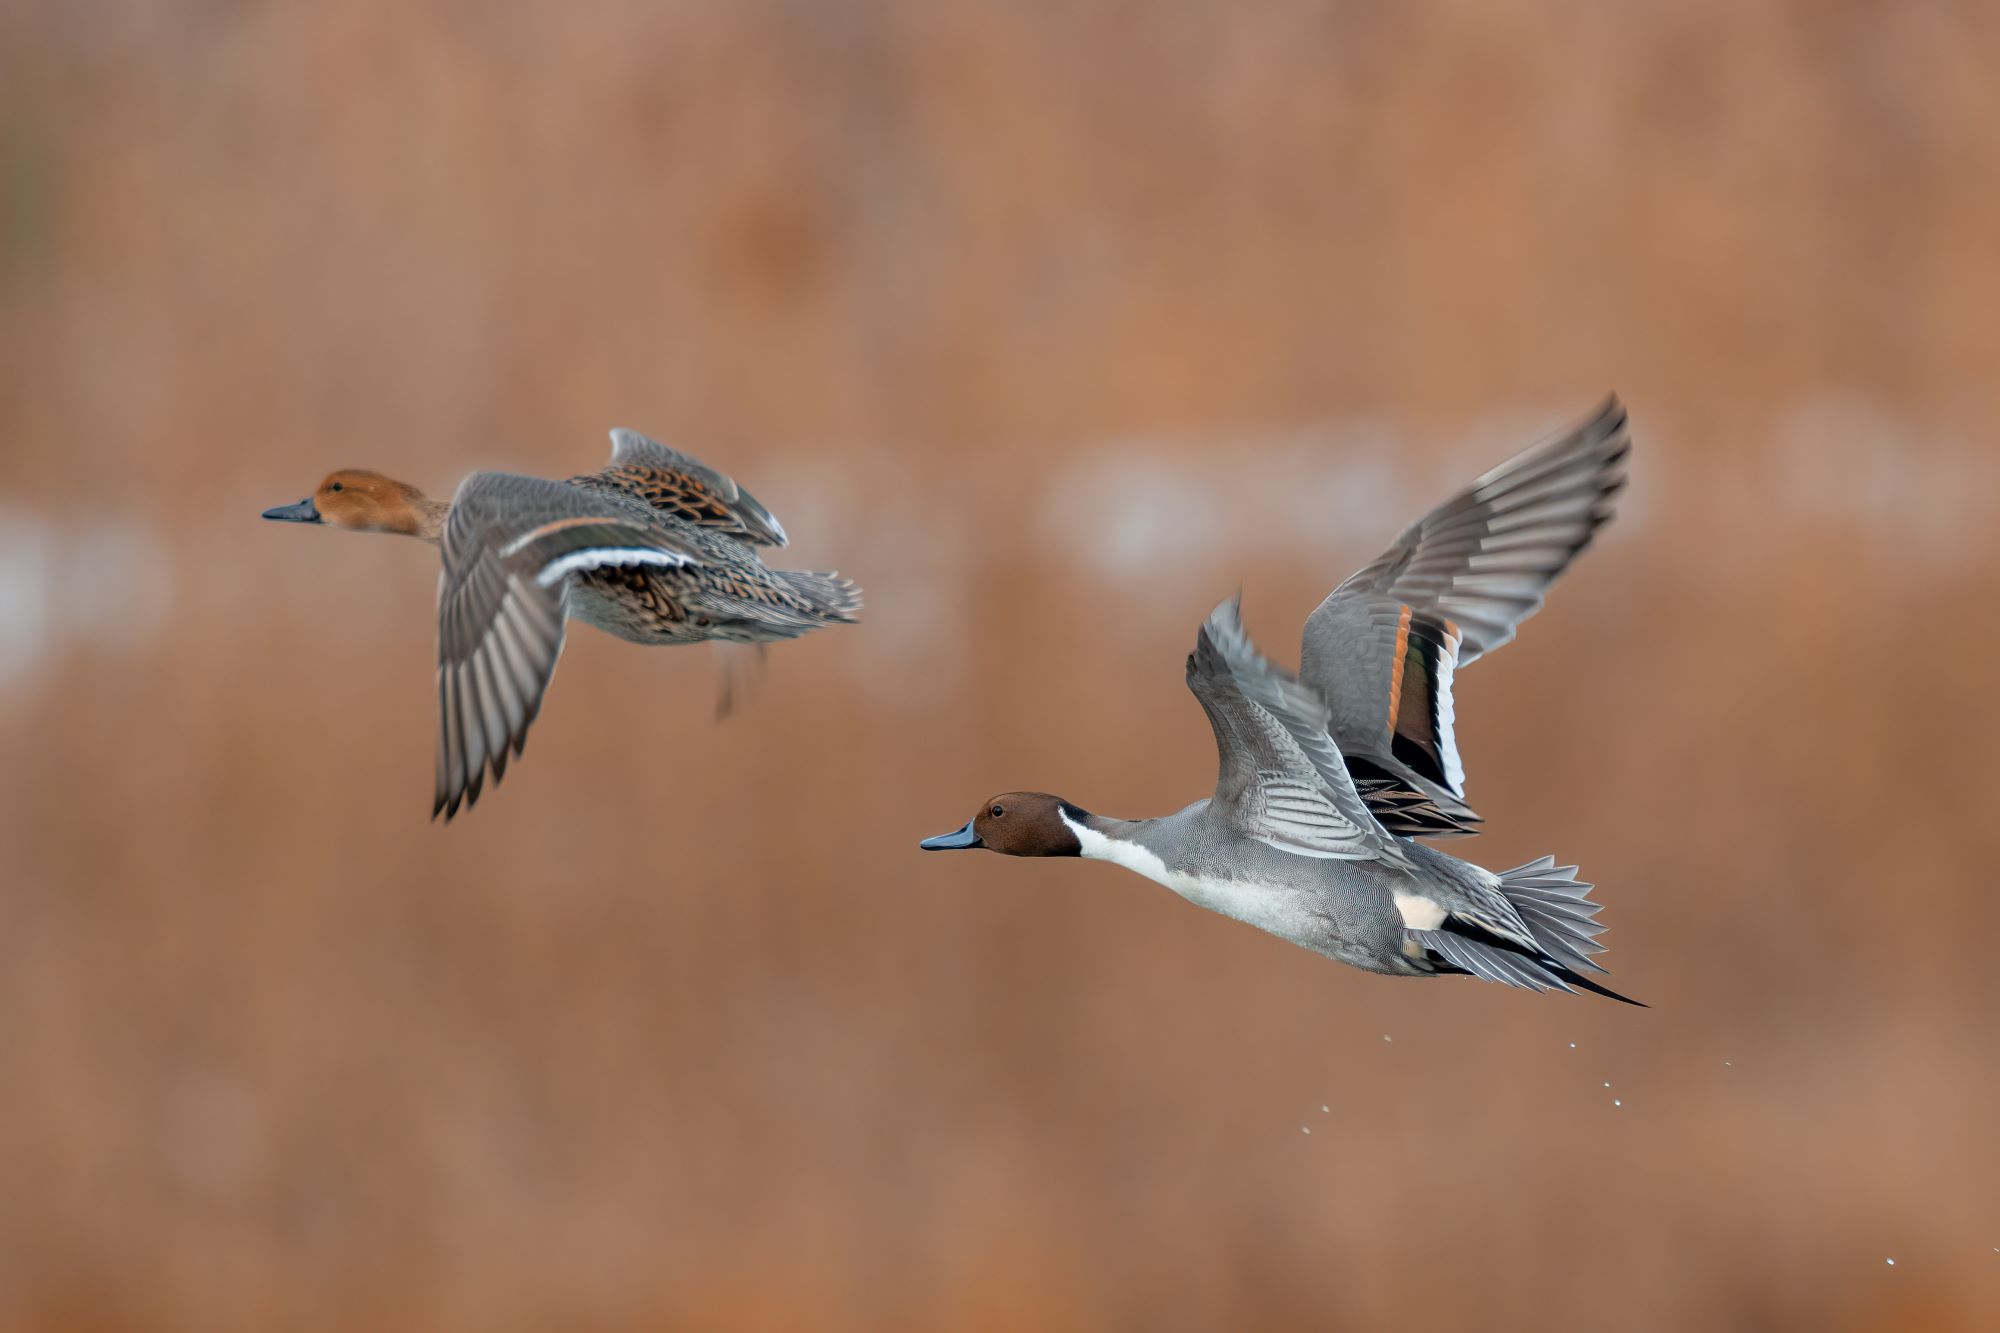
990;804;1005;818
329;481;344;493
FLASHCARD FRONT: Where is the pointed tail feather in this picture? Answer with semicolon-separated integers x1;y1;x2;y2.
1415;855;1644;1005
1558;968;1648;1007
1418;924;1647;1006
779;569;863;623
1494;855;1610;977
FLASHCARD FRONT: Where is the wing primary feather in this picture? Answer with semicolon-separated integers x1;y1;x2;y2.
455;662;486;813
440;666;465;821
469;649;511;787
432;671;452;820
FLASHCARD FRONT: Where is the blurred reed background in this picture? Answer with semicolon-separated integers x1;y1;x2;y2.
3;2;1998;1329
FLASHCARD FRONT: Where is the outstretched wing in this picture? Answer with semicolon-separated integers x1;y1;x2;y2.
1303;397;1630;835
582;429;789;548
434;472;705;821
1190;599;1408;868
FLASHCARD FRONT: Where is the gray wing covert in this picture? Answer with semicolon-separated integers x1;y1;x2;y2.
1189;599;1408;868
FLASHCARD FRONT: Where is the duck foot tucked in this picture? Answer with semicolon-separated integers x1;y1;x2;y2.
714;643;769;721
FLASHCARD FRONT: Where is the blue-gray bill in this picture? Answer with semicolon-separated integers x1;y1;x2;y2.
263;498;321;523
919;821;981;851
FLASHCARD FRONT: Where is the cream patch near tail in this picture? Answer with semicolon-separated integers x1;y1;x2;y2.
1392;889;1447;930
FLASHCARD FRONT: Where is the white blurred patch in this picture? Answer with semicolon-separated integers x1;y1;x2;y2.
55;519;174;648
0;506;174;693
1040;406;1640;597
1778;395;1998;558
0;511;55;689
1041;418;1412;595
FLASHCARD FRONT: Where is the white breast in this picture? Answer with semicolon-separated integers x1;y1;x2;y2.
1062;813;1302;937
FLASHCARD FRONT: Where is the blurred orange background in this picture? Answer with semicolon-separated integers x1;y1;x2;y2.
3;3;1998;1329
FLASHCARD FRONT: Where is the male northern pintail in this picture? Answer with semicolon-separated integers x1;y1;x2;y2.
922;398;1639;1003
265;430;860;819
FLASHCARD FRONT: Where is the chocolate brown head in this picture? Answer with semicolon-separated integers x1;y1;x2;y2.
262;470;445;542
919;792;1088;857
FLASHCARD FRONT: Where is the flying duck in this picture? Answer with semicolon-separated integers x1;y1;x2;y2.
922;398;1638;1002
265;430;860;819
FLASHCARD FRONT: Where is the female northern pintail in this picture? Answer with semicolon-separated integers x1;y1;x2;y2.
265;430;860;819
923;398;1640;1003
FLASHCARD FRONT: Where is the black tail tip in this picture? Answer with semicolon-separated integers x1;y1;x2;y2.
1561;968;1648;1007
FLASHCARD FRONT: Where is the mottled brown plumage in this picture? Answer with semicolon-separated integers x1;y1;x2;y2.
264;429;859;820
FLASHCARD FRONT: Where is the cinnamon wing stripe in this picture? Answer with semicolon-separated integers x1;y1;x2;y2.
1385;603;1412;741
1302;397;1630;834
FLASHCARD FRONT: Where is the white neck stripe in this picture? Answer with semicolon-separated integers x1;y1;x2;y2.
1060;810;1173;885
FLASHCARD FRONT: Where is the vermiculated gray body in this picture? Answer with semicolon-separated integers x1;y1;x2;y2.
1081;801;1504;977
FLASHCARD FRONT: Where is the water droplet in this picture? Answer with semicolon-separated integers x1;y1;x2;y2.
1320;1105;1329;1113
1724;1061;1732;1067
1382;1034;1393;1042
1301;1126;1311;1135
1885;1258;1895;1266
1603;1082;1611;1088
1568;1042;1577;1049
1613;1099;1622;1107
